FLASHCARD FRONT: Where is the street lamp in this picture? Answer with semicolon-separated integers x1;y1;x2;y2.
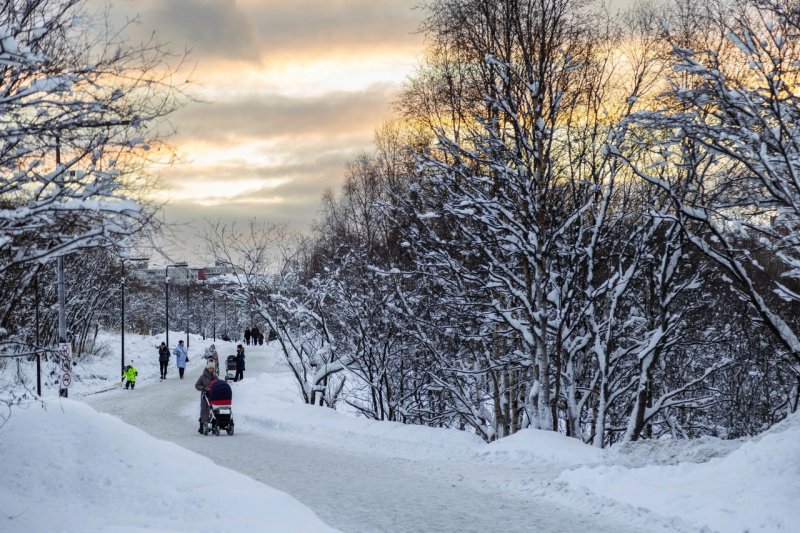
212;288;216;342
120;257;149;377
34;272;40;396
165;262;188;348
185;269;190;348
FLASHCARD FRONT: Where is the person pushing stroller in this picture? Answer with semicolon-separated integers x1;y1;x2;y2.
194;358;217;434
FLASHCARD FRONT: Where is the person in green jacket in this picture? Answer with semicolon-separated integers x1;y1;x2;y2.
122;364;138;390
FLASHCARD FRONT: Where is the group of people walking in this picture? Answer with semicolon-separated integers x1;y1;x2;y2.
244;326;262;346
123;338;247;435
149;340;245;382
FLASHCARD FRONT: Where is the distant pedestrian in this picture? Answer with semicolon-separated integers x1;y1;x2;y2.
121;364;138;390
251;326;260;346
258;332;264;345
244;327;251;346
158;342;170;379
234;344;245;382
174;340;188;379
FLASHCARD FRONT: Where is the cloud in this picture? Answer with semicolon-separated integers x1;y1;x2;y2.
248;0;423;59
121;0;422;65
130;0;261;62
171;85;397;143
105;0;426;262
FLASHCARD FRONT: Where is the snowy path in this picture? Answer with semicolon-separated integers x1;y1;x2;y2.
85;344;683;533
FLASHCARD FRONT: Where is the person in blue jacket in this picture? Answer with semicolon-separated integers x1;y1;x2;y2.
173;340;188;379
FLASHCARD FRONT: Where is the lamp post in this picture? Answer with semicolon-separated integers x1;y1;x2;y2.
201;274;206;340
54;138;70;398
165;262;188;348
120;257;149;377
185;269;190;348
212;289;216;342
34;272;40;396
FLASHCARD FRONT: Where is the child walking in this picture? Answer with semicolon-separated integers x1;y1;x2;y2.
121;364;138;390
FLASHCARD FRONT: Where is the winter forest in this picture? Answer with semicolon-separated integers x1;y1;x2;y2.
4;0;800;460
236;0;800;447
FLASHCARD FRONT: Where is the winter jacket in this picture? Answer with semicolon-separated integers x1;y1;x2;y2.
195;368;215;392
236;349;246;372
158;345;170;363
173;344;188;368
122;365;137;383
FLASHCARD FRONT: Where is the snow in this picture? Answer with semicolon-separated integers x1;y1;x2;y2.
2;399;335;533
558;414;800;532
2;331;798;532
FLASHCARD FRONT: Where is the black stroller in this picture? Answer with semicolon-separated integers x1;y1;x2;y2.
202;379;234;436
225;354;237;381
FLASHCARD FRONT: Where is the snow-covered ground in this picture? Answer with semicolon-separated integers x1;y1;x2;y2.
2;331;798;532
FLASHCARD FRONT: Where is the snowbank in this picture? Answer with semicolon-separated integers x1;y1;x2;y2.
223;368;606;470
1;398;336;533
6;332;798;533
558;413;800;532
486;427;604;466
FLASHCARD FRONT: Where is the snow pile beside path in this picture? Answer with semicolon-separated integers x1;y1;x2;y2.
231;371;485;460
486;427;604;467
607;433;746;468
228;362;602;471
558;412;800;532
1;399;336;533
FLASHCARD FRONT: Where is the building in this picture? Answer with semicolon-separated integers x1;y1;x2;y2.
133;261;240;286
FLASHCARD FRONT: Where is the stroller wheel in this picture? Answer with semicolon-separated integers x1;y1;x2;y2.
227;422;234;436
213;426;220;436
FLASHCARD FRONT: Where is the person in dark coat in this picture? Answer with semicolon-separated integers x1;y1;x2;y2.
251;326;260;346
258;331;264;345
158;342;170;379
194;359;217;434
244;327;251;346
234;344;245;382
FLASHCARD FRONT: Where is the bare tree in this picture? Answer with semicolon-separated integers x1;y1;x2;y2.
0;0;187;424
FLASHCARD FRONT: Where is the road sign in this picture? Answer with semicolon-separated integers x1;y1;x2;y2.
60;343;72;393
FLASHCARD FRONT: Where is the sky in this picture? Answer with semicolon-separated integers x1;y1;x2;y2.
106;0;426;265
